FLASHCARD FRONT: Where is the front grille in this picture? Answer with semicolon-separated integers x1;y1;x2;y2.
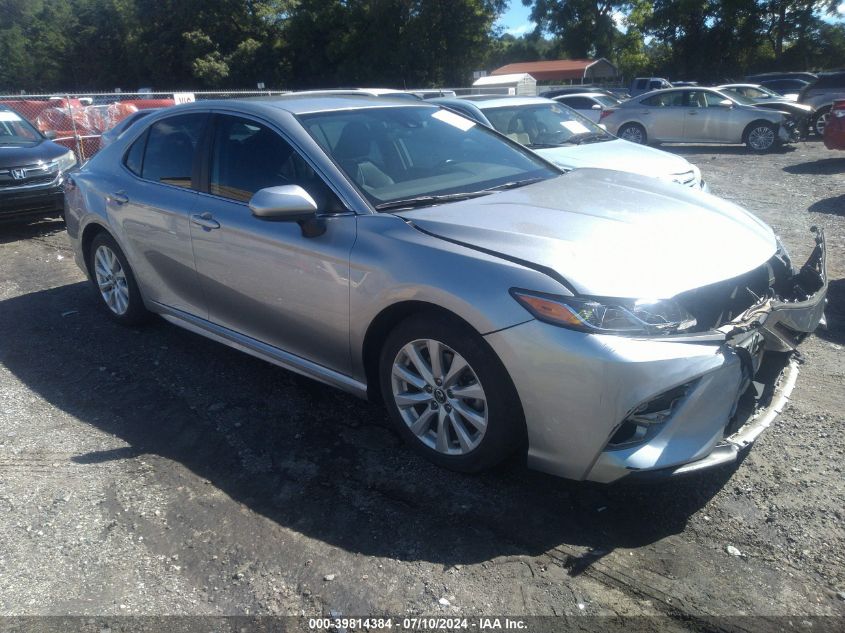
0;163;59;189
674;253;791;331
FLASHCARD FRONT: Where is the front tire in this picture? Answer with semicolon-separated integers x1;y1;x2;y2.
812;107;830;137
88;232;148;325
379;313;524;473
745;122;778;152
617;122;647;144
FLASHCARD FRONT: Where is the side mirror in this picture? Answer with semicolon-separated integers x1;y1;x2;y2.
591;103;602;110
718;99;734;108
42;130;57;139
249;185;318;221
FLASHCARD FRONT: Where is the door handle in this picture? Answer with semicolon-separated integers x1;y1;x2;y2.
190;212;221;230
110;191;129;205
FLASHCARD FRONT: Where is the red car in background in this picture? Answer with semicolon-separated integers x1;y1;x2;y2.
823;99;845;150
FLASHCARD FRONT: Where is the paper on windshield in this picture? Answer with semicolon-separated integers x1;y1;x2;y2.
0;111;24;122
561;120;590;134
432;109;476;132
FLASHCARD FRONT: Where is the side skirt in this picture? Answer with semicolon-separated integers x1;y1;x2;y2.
153;303;369;400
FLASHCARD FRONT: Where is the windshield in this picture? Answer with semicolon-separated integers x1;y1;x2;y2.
0;110;41;145
594;95;620;107
717;90;755;106
481;102;612;149
298;106;559;209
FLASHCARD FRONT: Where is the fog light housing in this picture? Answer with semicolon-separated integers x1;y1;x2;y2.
606;382;693;449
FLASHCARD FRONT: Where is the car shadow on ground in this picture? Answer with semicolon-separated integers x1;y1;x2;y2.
783;157;845;176
663;144;797;157
0;281;742;574
807;194;845;216
0;217;65;245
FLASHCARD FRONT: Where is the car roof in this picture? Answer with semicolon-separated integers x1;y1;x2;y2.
554;93;610;99
459;96;554;109
635;86;721;97
171;94;433;116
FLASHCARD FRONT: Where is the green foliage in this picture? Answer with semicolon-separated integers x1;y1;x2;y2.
0;0;842;92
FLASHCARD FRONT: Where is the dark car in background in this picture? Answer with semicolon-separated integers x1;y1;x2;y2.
0;105;77;222
759;78;810;99
798;70;845;136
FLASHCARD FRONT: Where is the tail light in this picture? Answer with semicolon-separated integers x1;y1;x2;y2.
599;108;616;121
833;100;845;118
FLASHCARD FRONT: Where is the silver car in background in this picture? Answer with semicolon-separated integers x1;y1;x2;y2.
602;87;798;151
64;96;827;482
436;96;708;191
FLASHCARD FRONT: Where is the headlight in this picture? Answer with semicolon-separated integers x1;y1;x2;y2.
511;290;697;336
50;150;77;173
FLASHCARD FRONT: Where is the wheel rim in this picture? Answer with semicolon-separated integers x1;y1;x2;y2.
620;125;644;144
815;112;829;136
94;245;130;316
391;339;488;456
748;126;774;150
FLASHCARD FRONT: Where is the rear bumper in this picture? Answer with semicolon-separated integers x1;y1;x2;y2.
486;229;827;483
823;109;845;150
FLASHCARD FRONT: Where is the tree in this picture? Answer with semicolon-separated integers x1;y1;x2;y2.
524;0;627;58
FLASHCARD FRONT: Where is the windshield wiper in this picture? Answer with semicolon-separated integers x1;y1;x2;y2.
483;177;545;191
375;190;493;211
566;132;610;145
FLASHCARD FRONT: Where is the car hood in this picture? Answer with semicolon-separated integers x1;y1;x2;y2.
0;140;69;168
752;101;812;113
401;169;777;299
534;139;696;180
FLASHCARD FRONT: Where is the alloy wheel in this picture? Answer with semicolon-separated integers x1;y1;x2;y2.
620;125;645;144
814;111;829;136
94;244;130;315
748;125;775;151
391;338;488;455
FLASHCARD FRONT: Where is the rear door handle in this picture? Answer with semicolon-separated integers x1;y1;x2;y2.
190;212;221;230
688;111;699;115
110;191;129;205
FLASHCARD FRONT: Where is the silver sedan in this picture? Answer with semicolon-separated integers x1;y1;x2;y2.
602;87;798;151
64;96;827;482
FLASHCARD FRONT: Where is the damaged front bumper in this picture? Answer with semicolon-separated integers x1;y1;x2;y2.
485;229;827;483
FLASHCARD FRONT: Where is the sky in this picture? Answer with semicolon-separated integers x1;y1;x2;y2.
496;2;534;37
495;1;845;37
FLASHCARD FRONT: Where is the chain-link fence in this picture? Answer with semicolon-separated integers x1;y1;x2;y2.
0;87;530;165
0;91;287;163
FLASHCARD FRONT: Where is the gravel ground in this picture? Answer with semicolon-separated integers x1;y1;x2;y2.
0;138;843;631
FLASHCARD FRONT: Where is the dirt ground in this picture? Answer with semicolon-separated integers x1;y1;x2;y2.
0;138;843;631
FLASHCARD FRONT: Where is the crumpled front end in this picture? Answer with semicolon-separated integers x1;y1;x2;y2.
486;228;827;482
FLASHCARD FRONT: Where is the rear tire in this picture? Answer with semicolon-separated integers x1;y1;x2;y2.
379;312;524;473
87;232;149;326
617;123;647;145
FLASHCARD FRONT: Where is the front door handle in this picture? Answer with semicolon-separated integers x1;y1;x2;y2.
190;212;221;230
110;191;129;205
688;111;699;115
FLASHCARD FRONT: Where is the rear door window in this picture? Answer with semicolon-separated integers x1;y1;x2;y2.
140;114;207;188
642;91;684;107
561;97;593;109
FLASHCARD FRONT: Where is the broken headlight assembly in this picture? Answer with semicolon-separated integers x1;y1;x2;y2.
511;290;697;336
